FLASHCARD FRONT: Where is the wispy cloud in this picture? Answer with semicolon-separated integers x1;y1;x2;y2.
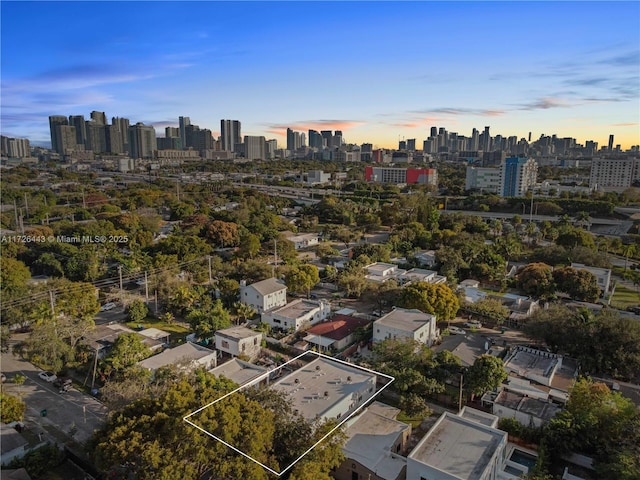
516;97;572;111
410;107;505;117
611;122;639;127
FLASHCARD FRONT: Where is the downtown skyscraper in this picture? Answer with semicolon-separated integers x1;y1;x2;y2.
221;119;241;152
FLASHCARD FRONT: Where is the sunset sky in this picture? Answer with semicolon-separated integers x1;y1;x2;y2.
1;1;639;149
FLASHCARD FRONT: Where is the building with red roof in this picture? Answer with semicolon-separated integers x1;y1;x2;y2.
303;315;372;352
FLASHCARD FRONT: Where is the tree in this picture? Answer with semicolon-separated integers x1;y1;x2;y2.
465;355;507;397
517;263;555;299
234;302;256;324
0;256;30;297
0;393;26;423
187;298;231;340
552;266;600;302
107;333;151;371
399;393;432;417
127;300;149;323
399;282;460;321
237;232;261;259
205;220;241;247
543;378;640;480
337;268;367;298
285;264;320;298
464;297;510;325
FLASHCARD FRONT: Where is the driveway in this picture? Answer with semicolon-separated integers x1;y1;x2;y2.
1;352;108;444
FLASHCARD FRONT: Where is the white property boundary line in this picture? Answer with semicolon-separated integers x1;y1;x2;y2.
183;350;395;476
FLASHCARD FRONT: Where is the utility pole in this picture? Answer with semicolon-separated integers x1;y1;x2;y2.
208;256;213;286
49;290;55;317
144;271;149;302
24;192;29;219
82;189;86;209
13;198;18;230
118;265;123;298
458;372;464;412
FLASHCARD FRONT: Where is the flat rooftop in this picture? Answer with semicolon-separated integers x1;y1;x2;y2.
409;412;506;480
272;357;376;421
375;307;435;333
459;406;499;427
503;346;559;382
305;315;371;340
215;326;260;341
366;262;397;274
137;342;215;371
209;358;267;386
343;407;409;480
269;298;321;319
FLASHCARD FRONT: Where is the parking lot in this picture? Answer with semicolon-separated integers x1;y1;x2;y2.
1;351;108;444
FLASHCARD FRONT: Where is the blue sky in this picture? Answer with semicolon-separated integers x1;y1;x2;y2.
2;1;639;149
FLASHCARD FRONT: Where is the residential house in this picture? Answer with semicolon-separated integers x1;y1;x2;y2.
83;324;163;358
261;298;330;332
413;250;438;268
364;262;406;283
137;327;171;346
215;326;263;361
398;268;447;286
570;263;611;295
271;357;377;422
406;408;508;480
209;358;269;387
239;278;287;314
285;232;320;250
334;402;410;480
303;315;371;352
502;345;579;404
373;307;439;346
485;387;561;427
137;341;217;373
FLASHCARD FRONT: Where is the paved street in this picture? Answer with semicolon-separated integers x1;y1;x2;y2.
1;351;108;445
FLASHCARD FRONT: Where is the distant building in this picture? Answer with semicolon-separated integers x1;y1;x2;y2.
220;119;241;152
589;157;639;191
272;356;377;422
364;262;406;283
239;278;287;314
373;307;439;346
215;326;263;361
285;232;320;250
128;123;157;159
500;156;538;197
398;268;447;286
244;135;266;160
412;250;438;268
365;166;438;186
465;166;501;193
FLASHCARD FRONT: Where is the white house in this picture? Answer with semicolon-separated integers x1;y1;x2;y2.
271;357;377;422
373;308;439;346
137;342;217;372
285;232;320;250
364;262;406;283
406;409;508;480
570;263;611;295
413;250;438;268
215;326;263;360
261;298;331;332
239;278;287;313
398;268;447;286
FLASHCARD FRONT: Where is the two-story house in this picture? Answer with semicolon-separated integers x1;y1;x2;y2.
239;278;287;314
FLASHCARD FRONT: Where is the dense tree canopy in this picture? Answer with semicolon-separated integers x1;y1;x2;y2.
398;282;460;321
465;354;507;397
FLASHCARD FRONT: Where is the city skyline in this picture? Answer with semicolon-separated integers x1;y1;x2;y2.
1;1;639;149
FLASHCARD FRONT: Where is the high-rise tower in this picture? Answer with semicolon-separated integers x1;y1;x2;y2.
179;116;191;150
49;115;68;153
220;119;241;152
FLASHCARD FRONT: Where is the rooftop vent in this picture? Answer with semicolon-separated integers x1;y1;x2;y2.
324;391;329;397
294;378;300;384
347;376;352;382
316;365;321;371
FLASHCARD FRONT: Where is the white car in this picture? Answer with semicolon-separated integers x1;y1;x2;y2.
39;371;57;382
135;279;146;286
100;302;116;312
464;321;482;329
449;326;466;335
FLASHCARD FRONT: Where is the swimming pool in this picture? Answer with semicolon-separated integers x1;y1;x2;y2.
510;449;538;470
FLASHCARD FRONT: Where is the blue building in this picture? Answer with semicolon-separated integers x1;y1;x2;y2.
500;156;538;197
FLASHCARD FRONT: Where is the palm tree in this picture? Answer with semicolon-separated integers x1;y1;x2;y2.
622;243;637;271
490;219;503;239
575;211;591;230
234;302;256;325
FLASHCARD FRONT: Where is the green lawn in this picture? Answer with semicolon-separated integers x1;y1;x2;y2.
124;317;191;344
610;284;640;309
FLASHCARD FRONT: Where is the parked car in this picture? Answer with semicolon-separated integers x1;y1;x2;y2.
1;373;6;383
100;302;116;312
449;326;466;335
464;321;482;329
38;371;57;382
135;279;146;286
